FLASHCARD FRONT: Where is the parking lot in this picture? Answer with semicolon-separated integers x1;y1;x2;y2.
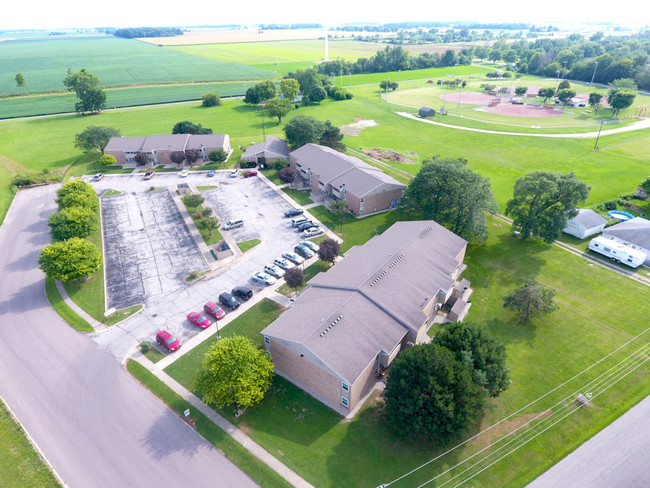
88;170;325;359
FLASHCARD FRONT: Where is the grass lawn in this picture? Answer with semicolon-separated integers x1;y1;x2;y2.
164;217;649;488
0;399;60;488
237;238;261;253
183;203;223;246
281;188;313;206
139;343;166;363
197;185;219;191
276;260;330;296
125;360;291;488
44;276;94;333
261;168;285;186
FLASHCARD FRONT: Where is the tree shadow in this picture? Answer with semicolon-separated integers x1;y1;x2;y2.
140;409;205;461
0;280;47;314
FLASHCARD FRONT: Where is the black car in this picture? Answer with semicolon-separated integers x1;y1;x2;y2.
231;285;253;301
219;292;240;311
284;208;304;218
297;221;317;231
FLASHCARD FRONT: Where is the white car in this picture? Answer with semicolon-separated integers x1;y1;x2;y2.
229;169;239;178
264;264;285;278
252;272;277;286
180;169;189;177
283;251;304;265
300;240;320;253
274;257;295;270
303;227;324;237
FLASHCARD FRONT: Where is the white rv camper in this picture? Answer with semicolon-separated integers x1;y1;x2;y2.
588;236;647;268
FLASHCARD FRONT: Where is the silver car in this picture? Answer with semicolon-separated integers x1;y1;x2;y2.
264;264;285;278
252;272;277;286
274;257;295;270
283;251;304;265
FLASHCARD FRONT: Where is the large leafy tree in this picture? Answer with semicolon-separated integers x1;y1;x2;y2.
265;97;292;123
317;238;340;264
208;149;228;164
432;322;509;397
56;179;98;211
38;237;102;283
503;277;558;323
403;157;497;243
384;344;484;444
243;80;276;104
283;115;326;149
537;87;555;102
194;336;274;414
607;88;636;117
172;121;212;134
98;154;117;166
74;126;121;155
48;206;99;241
319;121;345;151
284;267;305;294
328;198;348;233
588;93;603;114
63;68;106;114
15;73;27;93
557;88;576;109
308;84;327;104
201;92;221;107
280;78;300;101
505;171;590;243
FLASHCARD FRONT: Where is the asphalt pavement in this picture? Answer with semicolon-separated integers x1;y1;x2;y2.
0;185;258;487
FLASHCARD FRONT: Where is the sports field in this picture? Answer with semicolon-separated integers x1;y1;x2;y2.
0;36;273;96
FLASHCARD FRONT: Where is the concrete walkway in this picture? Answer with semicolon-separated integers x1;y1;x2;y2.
54;280;109;333
169;187;214;269
131;352;314;488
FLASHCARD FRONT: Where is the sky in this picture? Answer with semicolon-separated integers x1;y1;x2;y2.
2;0;645;31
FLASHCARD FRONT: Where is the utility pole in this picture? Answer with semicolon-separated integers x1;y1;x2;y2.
590;61;598;85
593;119;605;150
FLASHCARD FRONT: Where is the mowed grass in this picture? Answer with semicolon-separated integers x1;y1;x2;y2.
0;399;60;488
0;36;273;96
164;217;650;488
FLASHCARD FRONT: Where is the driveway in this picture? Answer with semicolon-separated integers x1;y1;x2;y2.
90;171;322;360
0;185;258;488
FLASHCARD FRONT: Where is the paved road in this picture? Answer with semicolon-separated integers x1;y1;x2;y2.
0;185;258;488
527;395;650;488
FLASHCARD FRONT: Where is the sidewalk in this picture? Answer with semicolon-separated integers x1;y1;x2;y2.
55;280;109;333
132;351;314;488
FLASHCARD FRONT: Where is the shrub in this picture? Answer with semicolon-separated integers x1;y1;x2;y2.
272;158;288;171
140;341;151;353
202;92;221;107
603;200;619;211
278;167;297;183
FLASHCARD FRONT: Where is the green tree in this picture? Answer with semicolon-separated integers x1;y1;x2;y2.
265;97;292;123
328;199;348;233
74;126;121;155
515;86;528;96
505;171;590;243
308;84;327;104
98;154;117;166
243;86;260;104
15;73;27;93
63;68;106;114
558;79;571;90
283;115;327;149
199;216;219;235
182;193;205;209
588;93;603;115
201;92;221;107
384;344;484;444
557;88;576;109
194;336;275;415
607;88;636;117
56;179;98;211
640;177;650;195
208;149;228;164
280;78;300;101
317;237;340;264
503;277;558;323
243;80;276;104
319;121;345;151
172;120;212;135
48;206;99;241
432;322;509;397
38;237;102;283
537;87;555;102
403;157;497;243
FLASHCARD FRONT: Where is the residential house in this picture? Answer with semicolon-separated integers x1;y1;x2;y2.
563;209;607;239
289;144;406;216
241;136;289;164
262;220;473;416
105;134;231;168
601;217;650;265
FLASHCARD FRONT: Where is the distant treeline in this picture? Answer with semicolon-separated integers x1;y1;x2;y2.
258;23;322;30
113;27;183;38
335;22;552;32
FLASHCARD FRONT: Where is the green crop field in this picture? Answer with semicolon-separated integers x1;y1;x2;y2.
0;36;273;96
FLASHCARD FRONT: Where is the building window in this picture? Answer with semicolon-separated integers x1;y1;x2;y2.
264;336;270;345
341;397;349;408
342;381;349;391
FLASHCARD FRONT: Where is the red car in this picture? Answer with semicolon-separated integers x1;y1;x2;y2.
242;170;258;178
187;311;212;329
203;302;226;320
156;331;181;352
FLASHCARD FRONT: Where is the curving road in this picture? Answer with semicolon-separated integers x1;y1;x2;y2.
0;185;257;488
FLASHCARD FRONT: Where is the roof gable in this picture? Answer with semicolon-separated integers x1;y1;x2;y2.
603;217;650;249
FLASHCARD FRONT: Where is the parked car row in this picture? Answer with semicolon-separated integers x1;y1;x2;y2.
290;215;324;237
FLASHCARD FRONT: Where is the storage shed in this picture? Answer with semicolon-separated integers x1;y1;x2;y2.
563;209;607;239
419;107;436;118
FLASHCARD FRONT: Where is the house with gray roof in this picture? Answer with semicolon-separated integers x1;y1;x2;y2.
105;134;231;168
262;220;472;416
289;144;406;216
601;217;650;265
563;209;607;239
241;136;289;165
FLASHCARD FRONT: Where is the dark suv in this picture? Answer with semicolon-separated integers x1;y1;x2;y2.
232;286;253;301
219;292;240;311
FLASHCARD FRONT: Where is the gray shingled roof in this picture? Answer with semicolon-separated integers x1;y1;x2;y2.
104;136;147;152
263;220;467;384
243;136;289;159
571;209;607;229
603;217;650;249
105;134;227;153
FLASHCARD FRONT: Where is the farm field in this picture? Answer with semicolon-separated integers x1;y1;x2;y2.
163;218;649;488
0;36;273;96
